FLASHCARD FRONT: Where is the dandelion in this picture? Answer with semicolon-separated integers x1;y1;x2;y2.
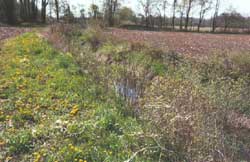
6;156;13;161
19;57;29;63
33;152;41;162
0;140;6;146
70;105;79;116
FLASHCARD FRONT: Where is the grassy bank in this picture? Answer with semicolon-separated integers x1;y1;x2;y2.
60;26;250;161
1;26;250;162
0;33;159;162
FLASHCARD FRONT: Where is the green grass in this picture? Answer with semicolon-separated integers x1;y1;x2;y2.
1;27;250;162
0;33;156;162
70;27;250;161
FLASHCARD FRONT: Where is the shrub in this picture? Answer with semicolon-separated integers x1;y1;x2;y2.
80;27;104;51
230;53;250;75
140;77;225;161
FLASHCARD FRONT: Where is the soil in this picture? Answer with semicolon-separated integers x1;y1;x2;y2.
107;28;250;58
0;27;29;41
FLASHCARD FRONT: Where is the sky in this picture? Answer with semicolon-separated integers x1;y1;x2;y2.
69;0;250;17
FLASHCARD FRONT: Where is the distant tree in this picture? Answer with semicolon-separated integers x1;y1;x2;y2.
155;1;163;28
41;0;49;23
220;8;245;32
197;0;212;32
178;0;187;30
90;4;99;19
172;0;178;29
54;0;60;21
80;8;85;19
184;0;195;31
103;0;120;26
212;0;220;32
19;0;39;22
0;0;17;24
62;3;74;23
118;7;136;23
162;0;168;27
139;0;156;27
154;0;169;28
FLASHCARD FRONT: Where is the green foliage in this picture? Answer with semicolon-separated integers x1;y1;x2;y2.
7;131;33;155
71;28;250;161
1;28;250;162
80;27;104;50
12;109;35;128
230;53;250;75
151;61;167;76
0;33;154;162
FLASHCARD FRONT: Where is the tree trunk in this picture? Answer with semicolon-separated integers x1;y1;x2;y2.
41;0;48;23
2;0;16;24
172;0;177;30
185;0;192;31
180;12;184;30
55;0;59;21
212;0;220;32
198;10;204;32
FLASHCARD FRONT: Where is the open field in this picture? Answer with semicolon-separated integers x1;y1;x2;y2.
108;28;250;57
0;27;29;41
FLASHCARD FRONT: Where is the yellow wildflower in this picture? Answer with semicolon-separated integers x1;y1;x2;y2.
6;115;10;120
6;156;13;161
0;140;6;146
70;105;79;116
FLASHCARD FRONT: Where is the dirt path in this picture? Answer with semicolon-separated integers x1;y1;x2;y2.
107;28;250;57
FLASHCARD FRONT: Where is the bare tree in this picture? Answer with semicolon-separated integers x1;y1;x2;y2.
41;0;49;23
172;0;178;29
90;4;99;19
162;0;168;27
103;0;120;26
156;5;163;28
54;0;59;21
19;0;39;22
212;0;220;32
197;0;212;32
155;0;168;28
178;0;187;30
219;7;245;32
184;0;195;31
0;0;16;24
139;0;156;27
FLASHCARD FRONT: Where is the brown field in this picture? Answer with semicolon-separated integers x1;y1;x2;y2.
107;28;250;57
0;27;29;41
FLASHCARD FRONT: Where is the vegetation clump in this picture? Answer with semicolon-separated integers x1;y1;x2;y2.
1;26;250;162
0;33;156;162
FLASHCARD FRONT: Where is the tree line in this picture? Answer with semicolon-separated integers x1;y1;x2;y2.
136;0;249;32
0;0;249;33
0;0;75;25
